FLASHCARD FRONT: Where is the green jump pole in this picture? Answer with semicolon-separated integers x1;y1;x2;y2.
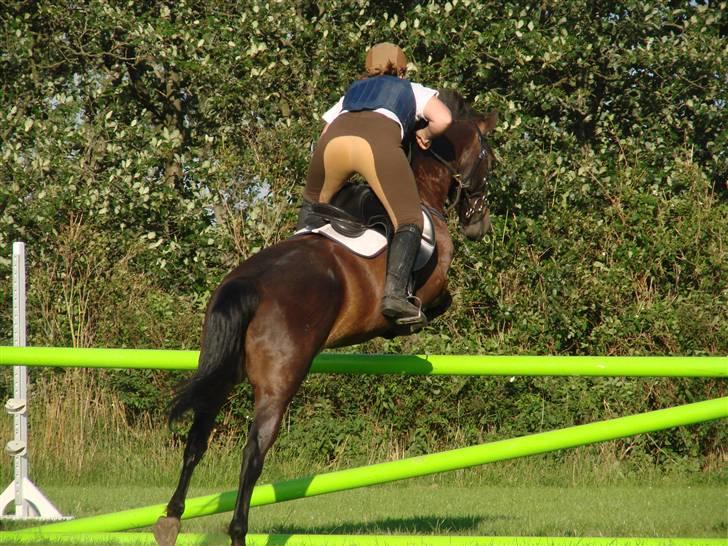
0;347;198;370
1;346;726;377
0;532;724;546
13;397;727;535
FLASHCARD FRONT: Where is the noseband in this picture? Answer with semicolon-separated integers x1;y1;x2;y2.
427;122;491;225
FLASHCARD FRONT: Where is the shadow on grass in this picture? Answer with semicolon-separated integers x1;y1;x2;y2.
264;513;511;536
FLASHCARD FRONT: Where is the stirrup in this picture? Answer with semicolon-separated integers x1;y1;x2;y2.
393;310;426;327
381;295;426;326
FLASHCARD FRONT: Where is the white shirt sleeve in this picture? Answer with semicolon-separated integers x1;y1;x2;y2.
410;82;439;120
322;97;344;124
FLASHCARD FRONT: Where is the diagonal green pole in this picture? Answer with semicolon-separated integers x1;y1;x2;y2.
1;346;726;377
12;397;727;535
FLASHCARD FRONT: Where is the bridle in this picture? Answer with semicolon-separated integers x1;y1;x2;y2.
427;121;491;226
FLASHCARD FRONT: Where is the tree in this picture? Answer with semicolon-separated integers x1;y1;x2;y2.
0;0;725;460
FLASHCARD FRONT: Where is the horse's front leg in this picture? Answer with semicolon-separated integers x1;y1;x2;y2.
228;395;290;546
424;288;452;323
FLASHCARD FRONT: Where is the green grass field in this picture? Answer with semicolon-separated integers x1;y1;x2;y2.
28;480;727;538
2;465;726;542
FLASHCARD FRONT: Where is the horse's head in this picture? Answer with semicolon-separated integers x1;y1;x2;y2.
445;114;498;239
415;91;498;240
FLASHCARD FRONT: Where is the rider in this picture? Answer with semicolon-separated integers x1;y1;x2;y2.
299;42;453;326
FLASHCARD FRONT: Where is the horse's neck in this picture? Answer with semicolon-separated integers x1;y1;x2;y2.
413;154;450;213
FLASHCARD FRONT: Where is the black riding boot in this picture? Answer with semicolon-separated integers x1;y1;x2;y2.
381;224;425;326
296;199;325;230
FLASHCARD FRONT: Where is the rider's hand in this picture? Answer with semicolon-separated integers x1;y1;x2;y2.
415;128;432;150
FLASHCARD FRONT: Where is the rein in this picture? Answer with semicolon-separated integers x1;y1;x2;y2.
427;122;490;223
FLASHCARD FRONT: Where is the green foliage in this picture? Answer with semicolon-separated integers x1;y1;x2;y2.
0;0;726;468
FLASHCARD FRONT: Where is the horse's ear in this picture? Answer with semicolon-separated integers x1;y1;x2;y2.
477;111;498;134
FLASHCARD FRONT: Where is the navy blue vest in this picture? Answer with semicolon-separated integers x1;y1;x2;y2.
341;76;416;138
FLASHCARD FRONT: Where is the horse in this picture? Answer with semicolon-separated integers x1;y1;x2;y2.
153;91;497;546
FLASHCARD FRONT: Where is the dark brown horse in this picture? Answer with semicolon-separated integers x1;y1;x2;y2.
153;91;497;546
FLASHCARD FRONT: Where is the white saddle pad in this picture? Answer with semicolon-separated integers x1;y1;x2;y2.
295;209;436;269
305;223;387;258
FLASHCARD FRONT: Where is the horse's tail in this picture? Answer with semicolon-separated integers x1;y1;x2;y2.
168;278;260;425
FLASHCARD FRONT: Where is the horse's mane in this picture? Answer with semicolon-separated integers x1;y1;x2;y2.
437;89;484;121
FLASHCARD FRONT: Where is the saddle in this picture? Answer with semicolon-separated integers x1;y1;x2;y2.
315;184;391;237
296;183;436;271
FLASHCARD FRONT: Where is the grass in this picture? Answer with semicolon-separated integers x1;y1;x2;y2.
1;371;726;541
0;479;726;539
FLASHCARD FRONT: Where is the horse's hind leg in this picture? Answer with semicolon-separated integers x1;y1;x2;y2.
227;393;293;546
153;398;227;546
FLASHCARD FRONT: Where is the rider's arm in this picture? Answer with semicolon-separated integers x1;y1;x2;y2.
415;96;452;150
321;97;344;137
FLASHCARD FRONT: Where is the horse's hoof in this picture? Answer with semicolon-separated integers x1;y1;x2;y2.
153;516;181;546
